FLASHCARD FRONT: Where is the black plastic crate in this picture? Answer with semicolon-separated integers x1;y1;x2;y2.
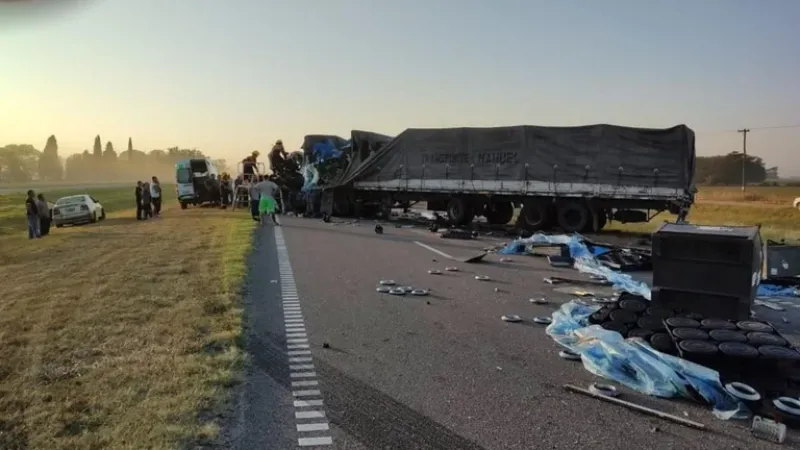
652;224;762;312
651;286;752;321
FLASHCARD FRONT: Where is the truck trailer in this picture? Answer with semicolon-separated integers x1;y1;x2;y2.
314;124;696;233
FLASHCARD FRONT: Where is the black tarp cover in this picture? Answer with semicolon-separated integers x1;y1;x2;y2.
335;124;696;192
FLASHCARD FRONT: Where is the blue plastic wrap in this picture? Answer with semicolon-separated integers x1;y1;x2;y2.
757;283;799;298
500;233;652;299
545;301;749;420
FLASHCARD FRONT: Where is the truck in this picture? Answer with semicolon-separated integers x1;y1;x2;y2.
307;124;696;233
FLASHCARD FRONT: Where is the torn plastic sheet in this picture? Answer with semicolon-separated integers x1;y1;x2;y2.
546;301;749;420
300;163;320;192
500;233;652;300
757;283;799;298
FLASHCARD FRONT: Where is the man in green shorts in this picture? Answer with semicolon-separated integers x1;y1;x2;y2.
256;176;283;226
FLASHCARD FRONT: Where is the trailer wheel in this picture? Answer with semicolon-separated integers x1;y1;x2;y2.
556;201;590;233
447;197;474;226
333;195;352;216
485;201;514;225
517;203;551;231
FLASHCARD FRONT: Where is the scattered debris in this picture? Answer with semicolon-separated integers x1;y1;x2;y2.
411;289;429;296
379;280;396;286
428;269;442;275
754;300;784;311
500;257;513;262
322;342;330;349
533;316;552;325
389;288;406;296
501;315;522;323
376;286;391;293
558;349;582;361
588;383;619;398
752;416;787;443
445;266;459;272
458;252;489;263
530;298;549;305
440;229;474;240
563;384;706;430
474;275;491;281
374;224;384;234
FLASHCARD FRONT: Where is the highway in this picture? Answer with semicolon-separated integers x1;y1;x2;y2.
223;216;782;450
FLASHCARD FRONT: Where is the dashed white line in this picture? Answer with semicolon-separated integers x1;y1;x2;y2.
275;227;333;447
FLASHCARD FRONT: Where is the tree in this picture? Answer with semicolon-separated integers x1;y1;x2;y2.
93;135;103;159
103;141;117;162
128;137;133;161
695;152;767;185
38;134;62;181
0;144;41;182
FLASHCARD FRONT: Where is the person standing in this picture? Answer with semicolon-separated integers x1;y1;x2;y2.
36;194;51;236
248;175;263;221
135;181;144;220
141;182;153;219
24;189;40;239
150;176;162;216
256;175;283;226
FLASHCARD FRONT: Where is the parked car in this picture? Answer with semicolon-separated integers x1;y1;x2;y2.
52;195;106;227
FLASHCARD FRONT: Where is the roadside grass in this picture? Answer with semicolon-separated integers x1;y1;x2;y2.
0;185;147;237
607;202;800;241
0;191;255;450
697;185;800;205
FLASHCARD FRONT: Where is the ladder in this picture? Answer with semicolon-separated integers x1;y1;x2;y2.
232;184;250;212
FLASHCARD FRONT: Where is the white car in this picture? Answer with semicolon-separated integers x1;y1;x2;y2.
794;197;800;209
52;194;106;227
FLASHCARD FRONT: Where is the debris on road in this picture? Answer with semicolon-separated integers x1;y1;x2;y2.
532;316;552;325
501;315;522;323
588;382;619;398
563;384;706;431
428;269;442;275
558;349;581;361
374;224;384;234
530;298;549;305
474;275;491;281
379;280;396;286
445;266;459;272
751;416;787;443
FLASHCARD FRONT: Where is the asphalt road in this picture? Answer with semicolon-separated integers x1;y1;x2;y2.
225;216;790;450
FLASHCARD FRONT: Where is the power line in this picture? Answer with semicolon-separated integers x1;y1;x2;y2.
738;128;749;193
747;124;800;131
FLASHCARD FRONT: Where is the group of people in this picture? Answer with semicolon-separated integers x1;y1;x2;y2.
134;177;163;220
24;190;53;239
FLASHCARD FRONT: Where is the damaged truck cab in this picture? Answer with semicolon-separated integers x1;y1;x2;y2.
307;124;696;233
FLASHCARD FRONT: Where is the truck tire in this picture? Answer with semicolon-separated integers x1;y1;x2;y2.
180;202;188;210
485;201;514;225
556;201;590;233
586;209;608;232
333;195;352;216
517;203;551;231
447;197;474;226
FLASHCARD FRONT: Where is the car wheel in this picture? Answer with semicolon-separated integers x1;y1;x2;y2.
100;209;106;220
90;212;98;223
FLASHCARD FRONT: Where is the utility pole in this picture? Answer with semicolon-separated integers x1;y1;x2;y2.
737;128;750;193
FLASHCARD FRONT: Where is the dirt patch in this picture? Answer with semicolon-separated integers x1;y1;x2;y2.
0;205;254;450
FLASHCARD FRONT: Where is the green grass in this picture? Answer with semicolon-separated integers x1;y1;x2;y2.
0;185;176;236
607;202;800;241
697;185;800;205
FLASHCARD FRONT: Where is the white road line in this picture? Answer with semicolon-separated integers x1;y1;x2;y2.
275;227;333;447
294;399;324;407
293;390;321;397
299;436;333;446
297;423;330;432
288;350;311;356
413;240;455;259
295;410;326;419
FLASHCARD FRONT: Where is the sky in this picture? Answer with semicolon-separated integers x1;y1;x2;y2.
1;0;799;174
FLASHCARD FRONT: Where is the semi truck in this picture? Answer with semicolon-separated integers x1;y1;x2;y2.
308;124;696;233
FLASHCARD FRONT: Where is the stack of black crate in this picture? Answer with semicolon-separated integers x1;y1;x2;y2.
650;223;763;321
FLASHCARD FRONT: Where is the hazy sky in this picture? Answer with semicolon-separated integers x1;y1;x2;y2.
2;0;799;173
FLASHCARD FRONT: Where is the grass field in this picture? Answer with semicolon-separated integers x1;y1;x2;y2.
608;185;800;241
0;186;255;450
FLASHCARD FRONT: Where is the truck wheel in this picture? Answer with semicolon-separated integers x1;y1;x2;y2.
333;196;352;216
517;203;551;231
180;202;188;210
485;201;514;225
447;197;474;226
556;201;590;233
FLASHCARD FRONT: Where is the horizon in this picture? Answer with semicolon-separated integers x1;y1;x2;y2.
1;0;798;174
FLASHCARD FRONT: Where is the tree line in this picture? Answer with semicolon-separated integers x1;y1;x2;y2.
0;135;231;183
694;152;768;185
